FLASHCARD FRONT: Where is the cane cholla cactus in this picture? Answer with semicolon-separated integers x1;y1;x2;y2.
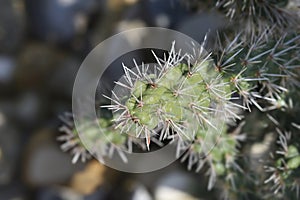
179;123;246;190
216;0;290;19
102;41;240;149
264;129;300;198
215;0;299;35
212;30;300;111
261;88;300;198
58;112;128;164
99;41;246;190
210;27;300;200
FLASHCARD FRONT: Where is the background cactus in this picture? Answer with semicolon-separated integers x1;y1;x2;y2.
58;0;300;199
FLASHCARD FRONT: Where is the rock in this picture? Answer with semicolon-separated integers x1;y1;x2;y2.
134;164;211;199
0;0;25;53
15;42;63;89
48;56;80;98
120;0;190;28
0;55;16;84
155;187;199;200
84;187;109;200
176;12;227;47
130;184;152;200
249;133;275;172
153;171;207;200
0;92;47;129
36;186;83;200
70;160;106;195
0;55;17;96
25;0;99;44
0;120;22;185
15;92;44;127
23;128;85;186
0;183;27;200
106;179;152;200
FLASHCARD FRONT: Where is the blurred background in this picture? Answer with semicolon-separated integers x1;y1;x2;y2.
0;0;227;199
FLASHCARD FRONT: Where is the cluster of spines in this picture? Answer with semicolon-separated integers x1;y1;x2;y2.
213;88;300;199
58;112;129;164
215;0;298;36
212;30;300;112
209;28;300;198
263;128;300;198
99;42;247;192
178;123;245;191
216;0;290;19
260;87;300;198
103;42;239;148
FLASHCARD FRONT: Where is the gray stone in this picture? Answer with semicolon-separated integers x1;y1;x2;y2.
0;0;25;53
0;120;21;185
23;129;85;186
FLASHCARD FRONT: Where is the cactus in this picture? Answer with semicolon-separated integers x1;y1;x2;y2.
58;112;129;164
103;42;238;149
215;0;299;37
212;30;300;111
59;0;300;199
